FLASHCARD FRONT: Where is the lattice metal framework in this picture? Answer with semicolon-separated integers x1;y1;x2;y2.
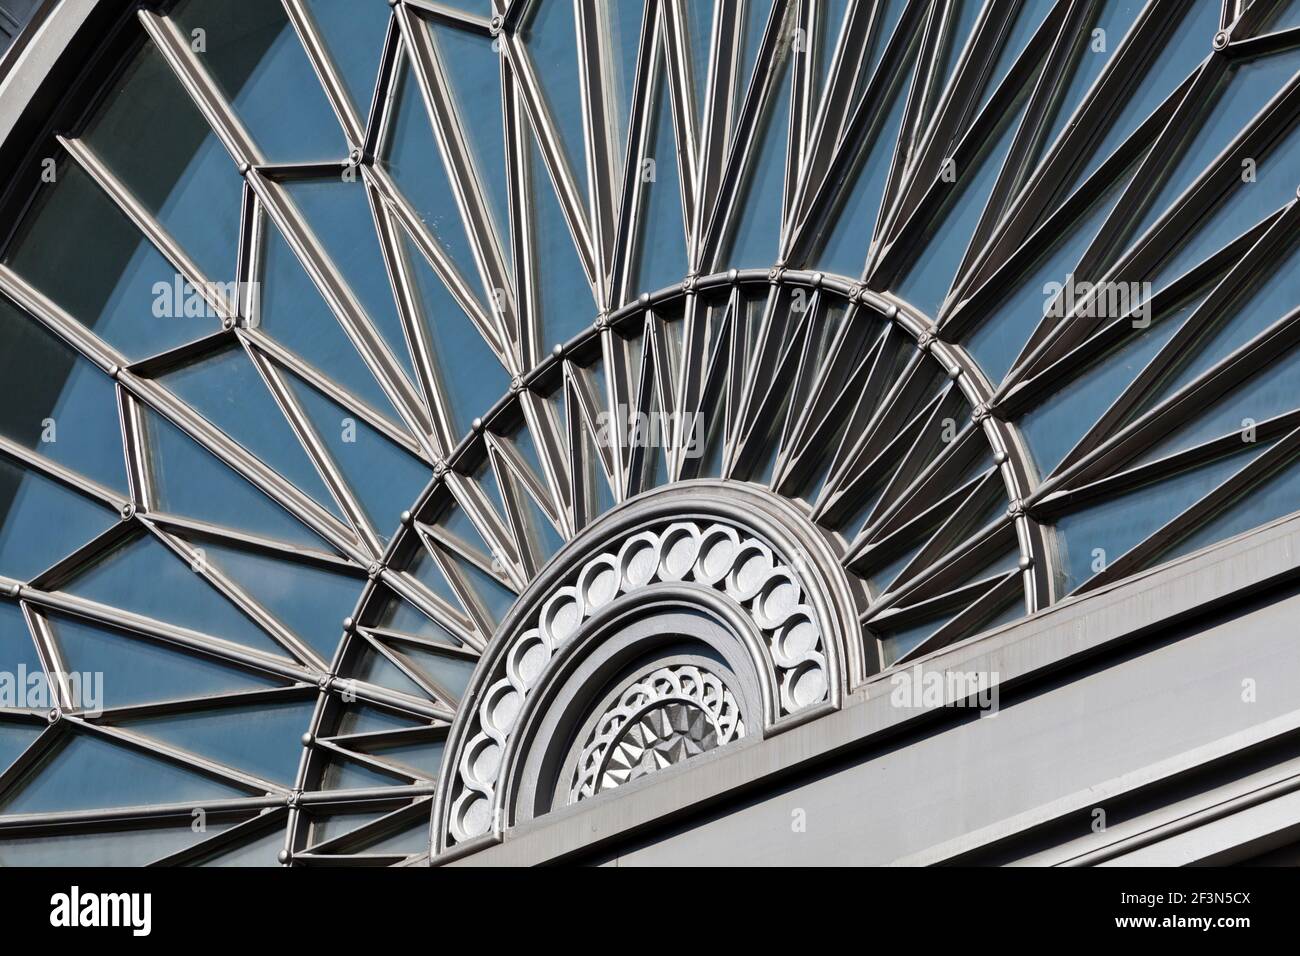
0;0;1298;865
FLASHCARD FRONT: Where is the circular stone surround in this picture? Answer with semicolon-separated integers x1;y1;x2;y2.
432;481;859;854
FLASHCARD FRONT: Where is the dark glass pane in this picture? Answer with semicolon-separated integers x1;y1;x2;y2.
5;160;217;360
172;0;343;162
0;460;119;581
82;38;242;284
0;296;127;492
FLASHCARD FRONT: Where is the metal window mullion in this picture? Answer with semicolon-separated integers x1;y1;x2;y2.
868;566;1012;634
147;806;288;867
867;515;1019;619
244;346;387;559
122;371;370;564
698;0;794;270
498;35;601;292
17;585;320;686
378;567;485;652
609;12;664;305
895;569;1024;663
310;736;422;785
91;685;317;724
689;0;736;272
0;794;284;834
359;633;458;718
435;474;526;588
0;267;123;374
659;0;699;248
995;207;1280;422
329;675;455;723
0;434;126;515
1075;422;1300;595
19;602;74;712
282;0;367;148
368;167;510;370
116;385;153;515
1034;406;1300;520
576;0;619;282
240;325;427;461
246;171;438;447
137;9;264;168
1036;299;1300;500
1046;202;1300;476
397;5;521;350
144;517;330;671
486;430;563;527
302;794;431;853
721;284;783;478
516;389;574;535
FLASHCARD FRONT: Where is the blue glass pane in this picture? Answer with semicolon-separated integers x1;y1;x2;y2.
335;701;425;735
1018;290;1206;477
1126;49;1300;251
631;50;688;295
351;737;444;779
1068;0;1219;193
0;720;43;774
0;818;244;866
282;177;417;385
0;461;119;581
82;39;242;285
0;295;126;493
400;230;510;439
964;169;1130;384
736;0;775;127
62;531;288;658
812;45;912;277
351;816;427;854
281;368;430;543
381;58;484;299
527;115;596;349
303;0;391;122
5;160;218;360
1265;0;1300;31
814;0;849;100
256;217;403;424
142;405;328;550
1033;0;1143;168
172;0;344;162
685;0;715;129
976;1;1054;112
520;0;587;199
117;697;316;786
0;731;247;814
429;20;511;262
185;538;360;661
0;601;42;676
896;98;1027;318
160;346;343;519
1054;446;1266;592
725;49;791;268
50;613;281;709
346;642;429;701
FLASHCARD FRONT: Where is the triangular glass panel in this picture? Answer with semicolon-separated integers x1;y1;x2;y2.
519;0;588;203
61;531;290;658
303;0;392;126
280;366;430;544
0;296;127;493
630;42;688;297
159;345;343;520
0;730;248;814
114;697;317;787
0;459;119;582
172;0;345;162
49;613;282;710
